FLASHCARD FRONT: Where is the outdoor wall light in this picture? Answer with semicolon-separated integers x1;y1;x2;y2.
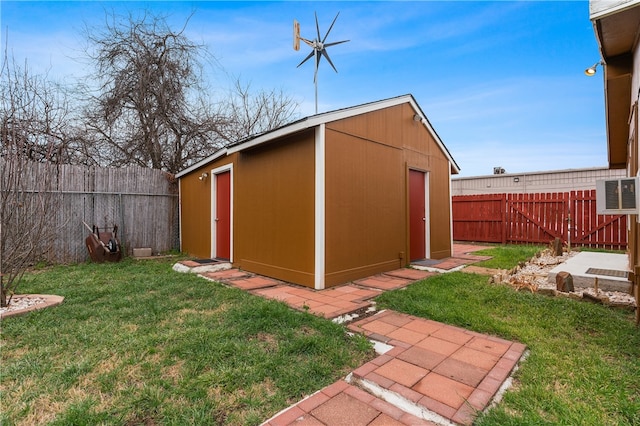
513;177;520;183
413;113;421;122
585;61;604;76
199;172;209;181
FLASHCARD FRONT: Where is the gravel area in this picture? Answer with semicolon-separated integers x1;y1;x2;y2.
490;249;637;309
0;295;48;315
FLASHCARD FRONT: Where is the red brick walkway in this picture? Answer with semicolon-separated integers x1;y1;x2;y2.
178;243;526;425
263;310;525;426
200;267;434;319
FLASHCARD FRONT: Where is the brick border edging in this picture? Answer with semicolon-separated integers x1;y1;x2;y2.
0;294;65;319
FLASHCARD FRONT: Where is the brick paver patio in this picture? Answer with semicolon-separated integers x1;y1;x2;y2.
177;243;526;425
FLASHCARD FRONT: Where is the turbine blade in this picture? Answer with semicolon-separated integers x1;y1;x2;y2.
321;49;338;73
297;50;315;68
324;39;349;47
322;12;340;43
315;12;321;41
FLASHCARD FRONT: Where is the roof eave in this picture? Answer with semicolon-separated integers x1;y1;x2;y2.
175;148;228;178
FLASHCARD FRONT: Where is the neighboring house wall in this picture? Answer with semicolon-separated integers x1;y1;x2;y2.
590;0;640;323
452;167;627;195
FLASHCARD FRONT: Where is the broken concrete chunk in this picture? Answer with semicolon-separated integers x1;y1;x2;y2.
556;271;574;292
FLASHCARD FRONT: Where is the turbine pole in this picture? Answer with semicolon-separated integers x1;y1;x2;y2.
294;12;349;115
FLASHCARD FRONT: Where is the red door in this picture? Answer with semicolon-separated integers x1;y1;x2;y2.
215;171;231;260
409;170;426;261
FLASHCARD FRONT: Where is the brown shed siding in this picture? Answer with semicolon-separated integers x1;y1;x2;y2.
323;103;452;283
234;132;316;287
324;128;405;286
180;156;237;258
328;104;409;146
180;167;212;258
426;157;453;259
178;96;457;290
402;112;453;260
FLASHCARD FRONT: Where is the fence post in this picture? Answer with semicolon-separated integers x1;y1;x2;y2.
567;192;572;251
501;193;507;244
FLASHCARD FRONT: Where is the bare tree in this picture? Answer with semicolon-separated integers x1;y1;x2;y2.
79;11;300;173
79;11;226;174
216;79;300;145
0;54;63;307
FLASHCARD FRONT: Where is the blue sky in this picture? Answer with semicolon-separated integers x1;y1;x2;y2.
1;1;606;176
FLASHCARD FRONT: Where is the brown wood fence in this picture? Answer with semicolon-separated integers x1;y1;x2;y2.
452;191;627;250
3;161;179;263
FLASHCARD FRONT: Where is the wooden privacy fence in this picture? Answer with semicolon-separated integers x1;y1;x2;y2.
3;161;179;264
452;191;627;250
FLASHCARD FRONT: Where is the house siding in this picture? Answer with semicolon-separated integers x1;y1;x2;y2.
452;168;628;195
590;0;640;323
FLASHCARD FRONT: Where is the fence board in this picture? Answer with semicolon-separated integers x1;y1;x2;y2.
452;191;627;249
452;194;506;243
3;160;178;264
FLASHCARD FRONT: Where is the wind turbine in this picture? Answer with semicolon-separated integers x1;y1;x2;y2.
294;12;349;114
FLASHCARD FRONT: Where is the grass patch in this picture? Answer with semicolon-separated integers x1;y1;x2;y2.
471;244;545;269
0;259;374;425
376;271;640;425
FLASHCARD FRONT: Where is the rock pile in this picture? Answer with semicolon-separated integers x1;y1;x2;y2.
489;249;636;310
0;295;47;315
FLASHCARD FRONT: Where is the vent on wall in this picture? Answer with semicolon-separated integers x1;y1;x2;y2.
596;177;640;214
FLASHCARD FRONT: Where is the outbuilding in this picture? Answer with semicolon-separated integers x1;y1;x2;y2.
176;94;460;289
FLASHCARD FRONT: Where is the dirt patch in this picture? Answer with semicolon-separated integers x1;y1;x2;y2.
484;249;636;310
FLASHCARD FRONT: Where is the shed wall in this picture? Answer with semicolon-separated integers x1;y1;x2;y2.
400;103;453;260
180;167;212;258
180;155;237;258
415;158;453;260
324;128;405;286
179;100;454;288
326;103;453;277
234;132;316;287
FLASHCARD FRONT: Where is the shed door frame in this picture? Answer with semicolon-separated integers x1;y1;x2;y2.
210;164;233;261
409;168;431;260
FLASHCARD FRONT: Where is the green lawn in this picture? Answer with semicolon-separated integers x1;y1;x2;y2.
0;259;374;425
471;244;545;270
3;247;639;425
377;268;640;425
